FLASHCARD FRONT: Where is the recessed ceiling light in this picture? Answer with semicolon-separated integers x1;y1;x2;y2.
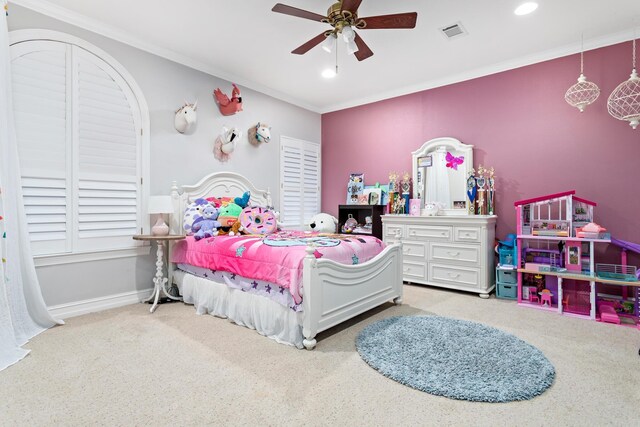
514;2;538;15
321;69;336;79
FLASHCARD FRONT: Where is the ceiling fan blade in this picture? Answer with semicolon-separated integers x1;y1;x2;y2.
358;12;418;29
292;33;328;55
353;33;373;61
341;0;363;13
272;3;327;22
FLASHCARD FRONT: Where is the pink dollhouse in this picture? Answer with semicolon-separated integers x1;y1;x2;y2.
513;191;640;328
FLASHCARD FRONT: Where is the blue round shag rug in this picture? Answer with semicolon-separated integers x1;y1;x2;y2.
356;316;555;402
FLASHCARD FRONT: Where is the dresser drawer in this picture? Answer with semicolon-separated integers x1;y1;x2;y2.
403;241;426;258
403;261;427;281
429;264;480;288
454;227;481;243
406;225;451;241
384;224;405;241
430;243;480;265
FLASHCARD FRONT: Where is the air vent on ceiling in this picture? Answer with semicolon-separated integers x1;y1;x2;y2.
439;22;468;40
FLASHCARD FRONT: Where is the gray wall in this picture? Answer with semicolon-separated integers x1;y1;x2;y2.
8;6;321;308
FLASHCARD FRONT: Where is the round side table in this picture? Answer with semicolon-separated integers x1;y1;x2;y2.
133;234;185;313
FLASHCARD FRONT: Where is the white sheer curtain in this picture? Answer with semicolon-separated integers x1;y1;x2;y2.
0;4;62;372
426;147;451;208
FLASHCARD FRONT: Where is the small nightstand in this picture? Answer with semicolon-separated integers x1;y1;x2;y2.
133;234;185;313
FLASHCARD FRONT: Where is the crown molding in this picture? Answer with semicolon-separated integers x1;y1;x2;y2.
9;0;322;113
320;28;638;113
8;0;637;115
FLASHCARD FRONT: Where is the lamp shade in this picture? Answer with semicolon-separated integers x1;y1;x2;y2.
148;195;173;214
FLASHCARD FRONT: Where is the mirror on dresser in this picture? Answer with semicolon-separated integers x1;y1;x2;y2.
412;137;473;216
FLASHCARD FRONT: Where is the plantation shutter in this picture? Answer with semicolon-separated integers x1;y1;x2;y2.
11;41;70;256
74;48;141;252
11;40;142;256
280;136;321;230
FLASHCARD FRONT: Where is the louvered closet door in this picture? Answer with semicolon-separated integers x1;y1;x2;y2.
301;143;321;223
74;47;141;252
11;41;70;255
281;141;303;229
280;137;321;230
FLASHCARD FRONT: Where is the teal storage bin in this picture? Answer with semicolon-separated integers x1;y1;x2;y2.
497;282;517;299
497;269;517;284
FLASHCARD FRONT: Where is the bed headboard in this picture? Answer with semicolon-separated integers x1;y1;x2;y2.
169;171;272;235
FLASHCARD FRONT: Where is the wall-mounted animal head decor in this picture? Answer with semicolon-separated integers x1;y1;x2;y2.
248;122;271;146
214;126;242;162
213;83;243;116
174;99;198;133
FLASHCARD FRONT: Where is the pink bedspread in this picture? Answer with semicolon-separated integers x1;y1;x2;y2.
171;230;385;304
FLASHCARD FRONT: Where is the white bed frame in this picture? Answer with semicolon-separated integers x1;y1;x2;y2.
168;171;403;350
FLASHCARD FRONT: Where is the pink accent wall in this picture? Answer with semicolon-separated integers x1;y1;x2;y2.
322;41;640;262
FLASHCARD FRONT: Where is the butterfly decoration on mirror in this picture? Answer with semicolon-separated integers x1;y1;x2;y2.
445;152;464;170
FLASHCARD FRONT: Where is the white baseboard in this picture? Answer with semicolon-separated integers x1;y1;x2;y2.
48;289;153;319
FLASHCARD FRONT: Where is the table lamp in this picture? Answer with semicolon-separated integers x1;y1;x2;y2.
148;195;173;236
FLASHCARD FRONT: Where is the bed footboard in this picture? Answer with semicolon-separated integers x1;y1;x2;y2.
301;243;403;350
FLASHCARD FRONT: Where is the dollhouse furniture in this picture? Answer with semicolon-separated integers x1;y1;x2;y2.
514;191;640;329
132;234;185;313
383;137;496;298
539;290;553;306
167;172;403;349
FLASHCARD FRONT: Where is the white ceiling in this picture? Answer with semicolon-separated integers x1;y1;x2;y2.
14;0;640;112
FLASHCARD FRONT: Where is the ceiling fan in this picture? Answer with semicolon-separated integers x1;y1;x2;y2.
271;0;418;61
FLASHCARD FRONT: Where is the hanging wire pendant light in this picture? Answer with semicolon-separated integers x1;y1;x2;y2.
565;35;600;112
607;37;640;129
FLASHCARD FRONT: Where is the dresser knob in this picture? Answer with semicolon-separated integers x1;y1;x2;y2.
441;232;446;236
448;273;460;279
447;251;460;257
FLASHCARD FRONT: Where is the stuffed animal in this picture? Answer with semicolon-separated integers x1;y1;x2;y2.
218;203;243;229
308;213;338;233
424;202;440;216
192;204;221;240
218;221;245;236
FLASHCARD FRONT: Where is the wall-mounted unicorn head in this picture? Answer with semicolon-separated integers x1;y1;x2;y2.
174;99;198;133
248;122;272;146
214;126;242;162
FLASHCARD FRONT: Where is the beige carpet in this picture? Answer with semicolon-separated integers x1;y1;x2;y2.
1;284;639;426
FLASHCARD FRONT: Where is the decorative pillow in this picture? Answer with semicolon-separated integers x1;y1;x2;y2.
183;198;211;234
238;206;278;235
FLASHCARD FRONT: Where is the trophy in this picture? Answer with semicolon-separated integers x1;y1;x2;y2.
476;165;487;215
400;172;411;214
466;168;477;215
488;167;496;215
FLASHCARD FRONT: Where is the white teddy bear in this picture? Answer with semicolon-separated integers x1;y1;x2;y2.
308;213;338;233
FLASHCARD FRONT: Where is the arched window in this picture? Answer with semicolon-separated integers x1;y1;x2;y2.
10;30;149;259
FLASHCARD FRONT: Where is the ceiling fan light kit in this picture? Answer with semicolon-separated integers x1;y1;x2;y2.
272;0;417;61
607;38;640;129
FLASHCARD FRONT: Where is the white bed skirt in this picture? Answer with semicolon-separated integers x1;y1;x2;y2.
174;270;304;348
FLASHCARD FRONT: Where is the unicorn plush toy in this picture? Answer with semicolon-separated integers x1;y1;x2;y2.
248;122;271;146
174;100;198;133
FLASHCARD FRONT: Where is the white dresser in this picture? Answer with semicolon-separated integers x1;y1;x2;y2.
382;215;497;298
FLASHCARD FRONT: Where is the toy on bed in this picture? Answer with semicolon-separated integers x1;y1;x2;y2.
309;213;338;233
192;203;221;240
239;206;278;235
